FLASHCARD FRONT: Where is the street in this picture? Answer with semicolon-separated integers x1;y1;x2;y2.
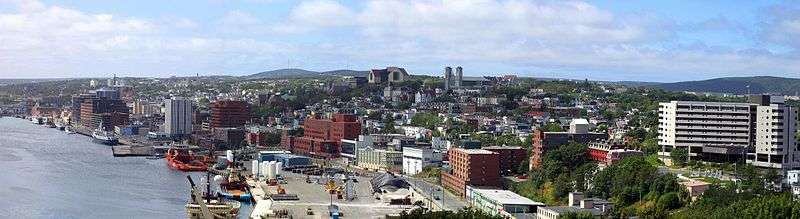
404;177;467;211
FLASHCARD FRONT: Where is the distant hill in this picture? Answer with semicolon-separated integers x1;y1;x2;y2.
244;68;368;80
649;76;800;95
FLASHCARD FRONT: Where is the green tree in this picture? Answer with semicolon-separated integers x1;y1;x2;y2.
561;211;594;219
670;148;688;167
540;122;563;132
410;112;442;130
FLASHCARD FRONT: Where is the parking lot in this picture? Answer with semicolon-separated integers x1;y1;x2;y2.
270;172;416;218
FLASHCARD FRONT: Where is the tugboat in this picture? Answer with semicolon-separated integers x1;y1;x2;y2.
185;174;240;219
92;123;119;145
217;165;254;202
166;146;208;171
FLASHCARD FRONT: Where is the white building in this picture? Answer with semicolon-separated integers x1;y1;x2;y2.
466;186;544;217
164;97;193;137
750;96;799;169
402;147;443;175
657;95;799;169
340;135;374;164
536;193;612;219
357;147;403;171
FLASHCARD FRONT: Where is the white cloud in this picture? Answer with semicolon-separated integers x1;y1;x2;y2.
270;0;354;33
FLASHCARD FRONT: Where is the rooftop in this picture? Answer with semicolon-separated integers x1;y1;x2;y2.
456;148;497;155
483;146;524;150
539;206;603;216
471;188;544;206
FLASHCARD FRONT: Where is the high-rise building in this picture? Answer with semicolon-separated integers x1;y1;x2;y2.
455;66;463;88
71;93;96;124
210;100;250;128
444;67;453;90
79;89;128;131
164;97;193;137
658;95;799;169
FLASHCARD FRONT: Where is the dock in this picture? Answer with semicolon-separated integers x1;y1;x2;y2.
111;145;155;157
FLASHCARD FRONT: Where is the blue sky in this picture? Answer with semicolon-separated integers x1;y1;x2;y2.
1;0;799;82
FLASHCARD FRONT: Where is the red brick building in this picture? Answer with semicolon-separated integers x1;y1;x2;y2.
484;146;527;175
210;100;250;128
441;148;500;197
79;97;129;131
530;129;606;170
588;140;643;165
292;114;361;158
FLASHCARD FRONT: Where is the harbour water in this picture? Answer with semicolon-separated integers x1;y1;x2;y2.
0;117;248;218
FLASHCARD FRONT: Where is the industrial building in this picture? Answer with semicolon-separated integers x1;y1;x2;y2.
466;186;544;218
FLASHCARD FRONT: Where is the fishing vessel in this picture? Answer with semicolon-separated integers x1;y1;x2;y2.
92;123;119;145
185;175;240;219
166;146;208;171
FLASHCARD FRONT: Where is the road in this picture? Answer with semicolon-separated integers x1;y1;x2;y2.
404;177;467;211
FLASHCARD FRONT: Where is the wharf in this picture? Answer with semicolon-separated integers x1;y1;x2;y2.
111;145;155;157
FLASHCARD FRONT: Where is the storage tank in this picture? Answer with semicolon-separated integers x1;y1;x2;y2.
266;161;276;180
276;162;283;176
251;160;260;176
226;150;234;162
260;162;269;178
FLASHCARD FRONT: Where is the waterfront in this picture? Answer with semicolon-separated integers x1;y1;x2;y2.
0;117;208;218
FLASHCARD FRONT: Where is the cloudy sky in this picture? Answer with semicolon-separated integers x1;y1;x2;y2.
1;0;799;82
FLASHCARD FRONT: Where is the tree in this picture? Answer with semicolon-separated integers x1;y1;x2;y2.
642;138;660;155
656;192;682;210
561;211;594;219
540;122;563;132
410;112;442;130
670;148;688;167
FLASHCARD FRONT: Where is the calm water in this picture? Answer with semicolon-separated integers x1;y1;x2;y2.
0;117;238;218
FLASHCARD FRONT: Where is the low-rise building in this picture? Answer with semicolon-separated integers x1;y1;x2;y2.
531;119;607;169
402;146;443;175
483;146;527;175
466;186;544;218
357;147;403;172
441;148;501;197
537;193;613;219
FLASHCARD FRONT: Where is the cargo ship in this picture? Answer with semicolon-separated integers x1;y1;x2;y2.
166;146;208;171
92;125;119;146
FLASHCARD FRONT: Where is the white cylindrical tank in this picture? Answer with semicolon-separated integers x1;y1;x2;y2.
251;160;260;176
276;162;283;176
260;162;269;178
267;161;277;179
226;150;234;162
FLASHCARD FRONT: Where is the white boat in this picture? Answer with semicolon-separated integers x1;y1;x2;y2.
64;126;75;134
92;123;119;145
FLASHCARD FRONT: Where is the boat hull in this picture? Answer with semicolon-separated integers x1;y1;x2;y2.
93;138;119;146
